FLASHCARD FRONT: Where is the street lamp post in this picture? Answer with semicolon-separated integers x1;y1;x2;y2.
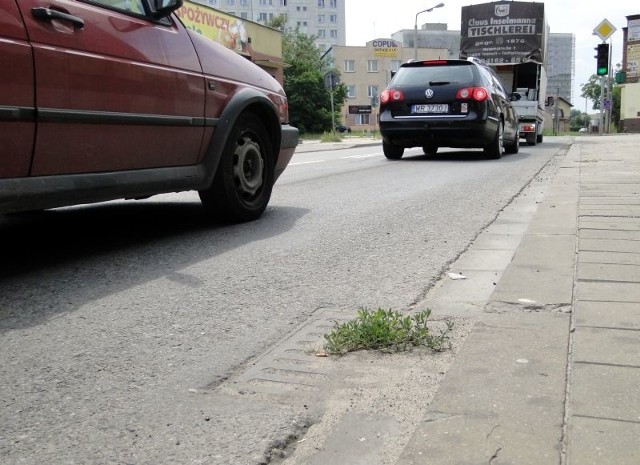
580;83;588;130
414;3;444;61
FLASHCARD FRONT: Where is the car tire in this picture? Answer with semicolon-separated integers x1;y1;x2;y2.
536;133;543;143
347;128;352;133
422;144;438;156
504;132;519;154
526;132;537;146
383;141;404;160
484;122;504;159
199;113;274;222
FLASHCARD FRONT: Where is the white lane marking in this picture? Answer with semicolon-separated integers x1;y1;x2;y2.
290;160;325;166
342;153;382;159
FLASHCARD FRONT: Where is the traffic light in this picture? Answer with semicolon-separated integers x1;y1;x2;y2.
596;43;609;76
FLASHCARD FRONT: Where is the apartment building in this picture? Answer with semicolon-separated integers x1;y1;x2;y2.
196;0;346;52
546;33;575;103
331;40;449;131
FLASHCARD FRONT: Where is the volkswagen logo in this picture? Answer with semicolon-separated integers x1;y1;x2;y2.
425;89;434;99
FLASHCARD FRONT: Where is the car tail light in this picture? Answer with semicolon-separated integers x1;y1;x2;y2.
380;89;404;104
422;60;448;65
456;87;488;101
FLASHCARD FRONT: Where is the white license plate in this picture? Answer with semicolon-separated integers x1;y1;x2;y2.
411;104;448;114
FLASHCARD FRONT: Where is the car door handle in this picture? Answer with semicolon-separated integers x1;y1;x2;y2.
32;7;85;29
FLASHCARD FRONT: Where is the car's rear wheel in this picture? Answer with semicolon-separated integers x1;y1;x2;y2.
383;141;404;160
536;133;543;143
199;113;274;222
504;131;519;154
422;144;438;156
484;122;504;159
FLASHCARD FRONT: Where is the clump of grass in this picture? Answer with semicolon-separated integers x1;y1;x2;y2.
323;308;453;355
320;131;342;142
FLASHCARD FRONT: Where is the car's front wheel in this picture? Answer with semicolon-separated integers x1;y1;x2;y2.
484;122;504;159
383;141;404;160
199;113;274;222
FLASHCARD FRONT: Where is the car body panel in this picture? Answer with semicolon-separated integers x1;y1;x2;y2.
17;0;207;175
0;0;298;217
0;2;36;178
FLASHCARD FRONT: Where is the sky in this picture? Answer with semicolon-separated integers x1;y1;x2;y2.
344;0;636;109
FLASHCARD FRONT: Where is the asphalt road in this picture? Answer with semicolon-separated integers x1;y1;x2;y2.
0;139;566;464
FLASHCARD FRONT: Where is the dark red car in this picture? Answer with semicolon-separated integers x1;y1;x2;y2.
0;0;298;222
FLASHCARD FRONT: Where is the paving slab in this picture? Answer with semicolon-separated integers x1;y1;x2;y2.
580;217;640;230
579;251;640;266
577;262;640;282
579;238;640;254
573;301;640;329
576;281;640;302
419;270;503;317
570;363;640;422
579;229;640;240
573;326;640;365
395;312;569;465
470;233;525;250
567;416;640;465
489;234;576;306
308;413;401;465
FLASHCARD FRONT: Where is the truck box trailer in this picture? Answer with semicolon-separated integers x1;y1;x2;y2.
460;1;548;145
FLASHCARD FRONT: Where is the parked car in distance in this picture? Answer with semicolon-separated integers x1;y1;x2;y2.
578;127;589;133
0;0;298;222
378;57;519;160
335;124;352;133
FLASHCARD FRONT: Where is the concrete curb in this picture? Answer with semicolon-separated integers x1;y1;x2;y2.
295;139;380;153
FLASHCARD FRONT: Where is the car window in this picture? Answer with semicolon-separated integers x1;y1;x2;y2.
393;65;475;86
476;66;495;88
86;0;145;15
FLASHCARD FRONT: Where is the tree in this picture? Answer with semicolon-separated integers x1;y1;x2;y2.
580;75;610;110
266;15;286;31
569;108;589;131
280;28;347;134
580;74;620;131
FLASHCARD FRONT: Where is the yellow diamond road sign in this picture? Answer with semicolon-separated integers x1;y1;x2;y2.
594;19;616;41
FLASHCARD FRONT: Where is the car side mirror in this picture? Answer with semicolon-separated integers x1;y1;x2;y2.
545;96;554;107
147;0;183;18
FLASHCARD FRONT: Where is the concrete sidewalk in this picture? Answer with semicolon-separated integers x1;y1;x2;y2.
295;136;380;153
396;134;640;464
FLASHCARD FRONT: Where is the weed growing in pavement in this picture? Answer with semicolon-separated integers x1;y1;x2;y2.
323;307;454;355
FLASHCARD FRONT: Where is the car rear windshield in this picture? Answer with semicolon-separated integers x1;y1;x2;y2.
392;63;476;86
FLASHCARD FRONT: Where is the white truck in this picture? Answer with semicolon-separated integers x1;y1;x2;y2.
495;61;547;145
460;1;548;145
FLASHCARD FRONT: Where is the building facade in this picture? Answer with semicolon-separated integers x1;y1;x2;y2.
178;1;286;83
391;23;461;59
331;40;449;131
620;14;640;132
546;33;575;103
196;0;346;52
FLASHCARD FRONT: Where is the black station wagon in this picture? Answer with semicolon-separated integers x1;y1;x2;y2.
378;57;519;160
